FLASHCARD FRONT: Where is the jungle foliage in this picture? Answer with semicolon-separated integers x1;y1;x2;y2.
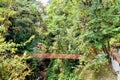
46;0;120;54
0;55;31;80
45;0;120;79
0;0;120;80
0;0;42;53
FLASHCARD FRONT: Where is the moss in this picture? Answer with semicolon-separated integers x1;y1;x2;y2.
80;64;117;80
80;64;97;80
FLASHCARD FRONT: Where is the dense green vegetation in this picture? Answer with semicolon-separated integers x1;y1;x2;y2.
0;0;120;80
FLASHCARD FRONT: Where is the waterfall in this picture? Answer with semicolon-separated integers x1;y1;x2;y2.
111;49;120;80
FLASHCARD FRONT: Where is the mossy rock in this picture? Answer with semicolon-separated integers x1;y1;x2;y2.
80;64;117;80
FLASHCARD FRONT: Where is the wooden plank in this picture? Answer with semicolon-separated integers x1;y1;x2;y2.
0;53;81;59
30;53;81;59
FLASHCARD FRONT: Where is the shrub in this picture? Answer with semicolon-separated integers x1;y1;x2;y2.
0;55;31;80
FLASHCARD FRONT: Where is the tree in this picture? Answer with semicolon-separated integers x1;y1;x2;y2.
46;0;120;55
0;0;42;53
45;0;120;79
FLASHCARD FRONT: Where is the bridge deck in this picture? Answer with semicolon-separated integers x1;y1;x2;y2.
30;53;81;59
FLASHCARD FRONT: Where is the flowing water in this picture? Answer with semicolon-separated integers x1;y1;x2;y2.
111;49;120;80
